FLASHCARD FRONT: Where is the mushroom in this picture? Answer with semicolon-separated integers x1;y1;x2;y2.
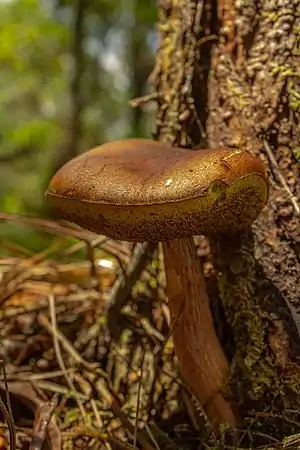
46;138;268;428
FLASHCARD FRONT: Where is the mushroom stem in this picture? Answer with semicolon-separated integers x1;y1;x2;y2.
162;237;237;428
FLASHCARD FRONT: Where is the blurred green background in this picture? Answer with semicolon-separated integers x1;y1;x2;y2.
0;0;156;254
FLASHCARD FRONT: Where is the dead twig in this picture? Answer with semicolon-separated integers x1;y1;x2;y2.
0;356;16;450
129;92;162;108
0;212;96;241
94;378;155;450
48;295;89;423
133;343;146;448
38;311;103;375
263;139;300;216
107;243;157;340
29;394;59;450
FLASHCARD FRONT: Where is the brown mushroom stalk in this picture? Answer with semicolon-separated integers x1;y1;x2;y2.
46;138;269;428
162;237;236;426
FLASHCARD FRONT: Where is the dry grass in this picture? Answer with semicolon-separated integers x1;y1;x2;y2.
0;213;187;449
0;213;294;449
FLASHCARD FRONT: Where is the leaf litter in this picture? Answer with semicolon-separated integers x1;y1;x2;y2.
0;212;296;450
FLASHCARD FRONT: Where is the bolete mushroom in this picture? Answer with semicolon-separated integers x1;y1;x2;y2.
46;138;268;427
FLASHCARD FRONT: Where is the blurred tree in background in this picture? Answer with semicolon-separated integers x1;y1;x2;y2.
0;0;156;252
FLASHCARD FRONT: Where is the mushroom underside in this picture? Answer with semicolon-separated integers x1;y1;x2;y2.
48;175;267;241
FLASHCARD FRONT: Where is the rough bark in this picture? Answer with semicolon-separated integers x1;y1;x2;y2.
153;0;300;440
208;0;300;434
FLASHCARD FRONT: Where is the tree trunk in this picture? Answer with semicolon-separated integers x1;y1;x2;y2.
52;0;86;175
153;0;300;440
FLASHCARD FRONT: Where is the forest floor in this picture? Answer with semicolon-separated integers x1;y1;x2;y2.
0;213;298;450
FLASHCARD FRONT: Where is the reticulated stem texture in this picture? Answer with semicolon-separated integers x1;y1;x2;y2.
162;237;237;428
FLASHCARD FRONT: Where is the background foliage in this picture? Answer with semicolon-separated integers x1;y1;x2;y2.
0;0;156;252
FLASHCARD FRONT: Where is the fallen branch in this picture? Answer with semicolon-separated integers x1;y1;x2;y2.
107;242;157;340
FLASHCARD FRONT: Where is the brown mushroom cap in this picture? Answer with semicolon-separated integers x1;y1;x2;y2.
46;138;268;242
